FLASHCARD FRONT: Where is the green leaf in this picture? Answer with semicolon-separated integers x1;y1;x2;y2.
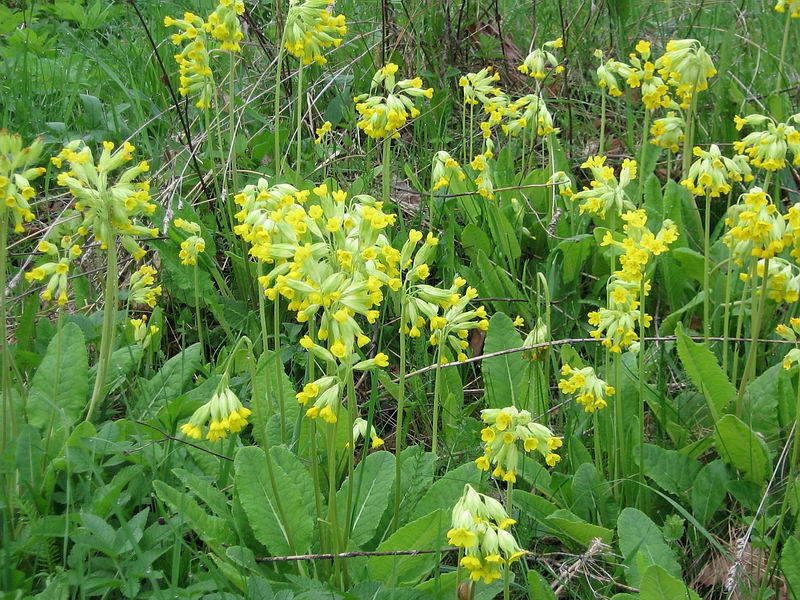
89;344;142;398
545;509;614;546
337;450;395;548
253;351;298;448
782;536;800;600
153;480;234;548
640;564;701;600
570;462;617;528
671;248;705;283
690;460;729;526
636;443;701;496
367;509;447;584
397;446;436;523
714;414;770;484
412;463;482;520
415;571;505;599
483;312;525;409
675;324;735;421
659;291;703;336
173;468;232;520
527;569;556;600
743;363;785;444
139;343;202;414
617;508;681;587
27;322;88;433
234;446;313;555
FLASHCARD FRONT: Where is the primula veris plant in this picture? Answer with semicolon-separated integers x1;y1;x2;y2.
517;38;564;80
447;484;525;584
283;0;346;65
571;156;638;218
354;63;433;140
24;240;82;305
0;132;45;233
558;364;615;412
475;406;563;482
733;113;800;171
180;375;252;441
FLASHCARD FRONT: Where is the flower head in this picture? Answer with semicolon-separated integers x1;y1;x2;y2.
180;379;252;441
559;364;615;412
284;0;347;65
0;131;46;233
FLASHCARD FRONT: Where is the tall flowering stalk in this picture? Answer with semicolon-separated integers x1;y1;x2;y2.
0;132;45;450
52;140;158;422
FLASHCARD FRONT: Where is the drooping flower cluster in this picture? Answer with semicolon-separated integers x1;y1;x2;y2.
24;239;82;305
571;156;637;218
130;314;159;349
164;1;244;109
681;144;750;197
518;38;564;80
351;417;384;449
654;39;717;108
591;210;678;352
0;132;45;233
733;113;800;172
774;0;800;17
284;0;347;65
180;377;252;441
613;40;671;110
724;188;790;266
594;50;625;97
459;66;503;106
354;63;433;139
776;318;800;369
52;140;157;258
128;265;163;308
741;258;800;304
431;151;465;192
650;112;686;152
447;484;525;584
558;364;615;412
501;94;558;137
174;218;206;266
475;406;562;483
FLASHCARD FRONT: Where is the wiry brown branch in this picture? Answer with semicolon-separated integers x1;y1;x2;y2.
254;547;456;562
133;421;234;461
399;335;797;381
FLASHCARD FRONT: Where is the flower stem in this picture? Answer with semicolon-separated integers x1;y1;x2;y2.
703;192;712;341
392;303;407;533
273;298;286;443
432;344;443;454
295;62;304;172
85;230;119;422
737;258;770;410
193;264;204;361
0;212;13;450
599;91;607;155
273;26;286;177
382;137;391;207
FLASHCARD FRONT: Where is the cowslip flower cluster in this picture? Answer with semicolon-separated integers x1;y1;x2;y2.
522;318;549;361
314;121;332;145
164;2;244;109
733;113;800;171
593;50;625;97
52;140;157;258
571;156;637;218
447;484;525;584
24;239;82;305
475;406;562;483
591;210;678;352
469;140;497;200
650;112;685;152
724;188;789;266
741;258;800;304
775;0;800;17
776;318;800;369
128;265;163;308
558;364;615;412
501;94;558;137
459;66;504;106
180;377;252;441
682;144;750;197
614;40;672;109
174;218;206;266
354;63;433;139
654;39;716;108
351;417;384;449
207;0;245;52
283;0;346;65
431;151;465;192
130;314;159;349
518;38;564;80
1;132;45;233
